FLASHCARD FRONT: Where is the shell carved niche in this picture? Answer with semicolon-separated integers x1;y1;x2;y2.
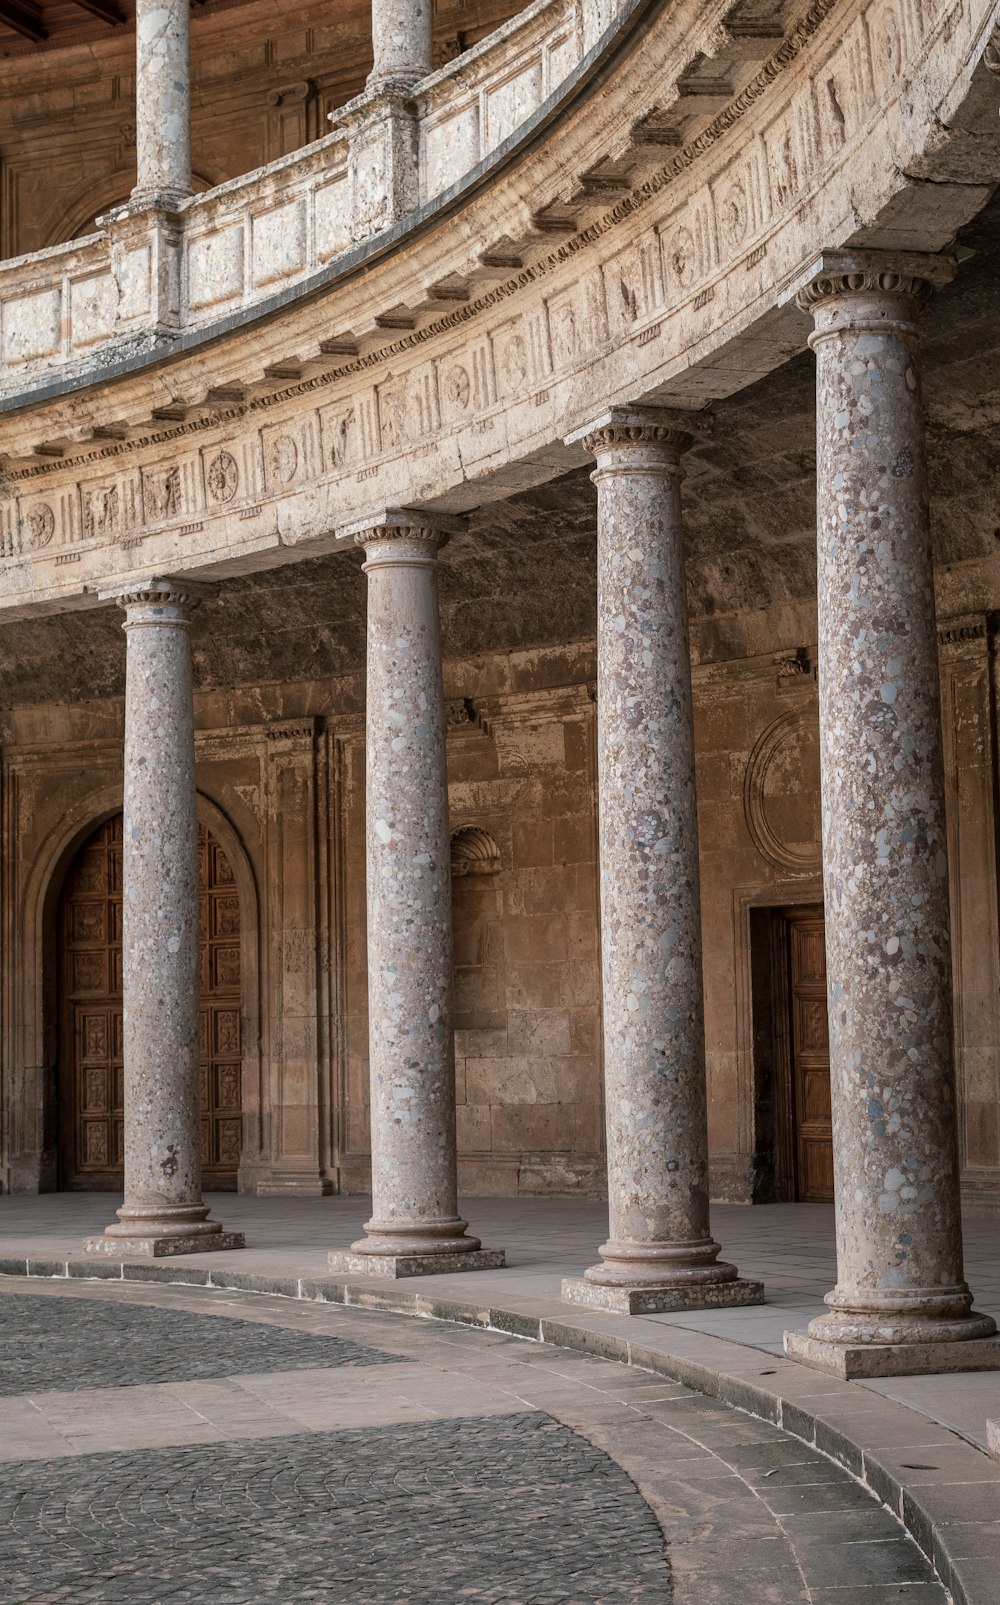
450;826;501;878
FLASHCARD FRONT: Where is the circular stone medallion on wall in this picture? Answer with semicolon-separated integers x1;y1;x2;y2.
743;707;822;875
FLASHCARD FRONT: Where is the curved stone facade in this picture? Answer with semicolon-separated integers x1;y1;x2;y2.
1;0;1000;1367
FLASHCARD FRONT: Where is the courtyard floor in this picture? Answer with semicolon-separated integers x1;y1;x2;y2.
0;1195;997;1601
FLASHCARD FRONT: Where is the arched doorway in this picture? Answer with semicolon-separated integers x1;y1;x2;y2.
57;815;243;1189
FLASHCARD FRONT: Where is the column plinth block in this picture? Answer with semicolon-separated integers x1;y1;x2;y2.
562;1273;764;1316
785;1330;1000;1380
84;1230;246;1260
329;1249;506;1279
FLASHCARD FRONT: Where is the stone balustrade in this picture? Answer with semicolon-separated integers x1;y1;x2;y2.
0;0;617;404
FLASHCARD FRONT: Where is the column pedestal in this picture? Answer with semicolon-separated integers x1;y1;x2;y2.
86;579;242;1259
561;409;762;1317
328;513;503;1281
784;253;998;1379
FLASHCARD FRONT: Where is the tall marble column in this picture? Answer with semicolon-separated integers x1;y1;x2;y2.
329;512;503;1278
86;579;242;1258
785;252;999;1378
132;0;192;208
368;0;433;93
562;408;762;1315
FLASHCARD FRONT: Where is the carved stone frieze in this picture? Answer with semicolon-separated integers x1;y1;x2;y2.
0;0;994;618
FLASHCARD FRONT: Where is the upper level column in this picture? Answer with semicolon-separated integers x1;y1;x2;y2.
561;407;763;1316
329;511;504;1279
785;252;1000;1378
368;0;433;93
85;578;242;1259
132;0;192;208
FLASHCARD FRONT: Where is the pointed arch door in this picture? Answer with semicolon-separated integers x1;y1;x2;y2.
58;815;243;1189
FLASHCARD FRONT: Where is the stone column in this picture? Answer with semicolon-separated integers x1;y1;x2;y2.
368;0;433;93
562;408;762;1315
86;579;242;1259
785;252;999;1378
132;0;192;208
329;512;503;1278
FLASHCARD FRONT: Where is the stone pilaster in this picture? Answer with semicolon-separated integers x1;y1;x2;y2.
329;512;504;1278
132;0;192;209
86;579;242;1259
785;252;1000;1378
561;408;763;1316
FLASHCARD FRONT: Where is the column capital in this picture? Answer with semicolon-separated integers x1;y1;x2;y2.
566;405;710;461
343;509;466;563
97;575;217;617
793;249;955;319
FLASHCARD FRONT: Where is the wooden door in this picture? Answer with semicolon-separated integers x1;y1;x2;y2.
784;906;834;1201
59;815;243;1189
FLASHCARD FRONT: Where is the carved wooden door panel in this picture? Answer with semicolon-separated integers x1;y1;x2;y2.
59;816;243;1189
784;906;834;1202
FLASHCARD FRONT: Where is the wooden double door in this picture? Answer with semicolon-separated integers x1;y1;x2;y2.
783;906;834;1201
58;814;243;1190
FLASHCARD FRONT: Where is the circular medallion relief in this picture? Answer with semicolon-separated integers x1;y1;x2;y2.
267;435;299;486
743;708;822;875
207;451;239;504
23;502;55;549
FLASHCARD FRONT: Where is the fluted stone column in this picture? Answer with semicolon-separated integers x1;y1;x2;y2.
785;252;999;1378
132;0;192;208
562;408;763;1316
86;579;242;1259
329;512;503;1278
368;0;433;92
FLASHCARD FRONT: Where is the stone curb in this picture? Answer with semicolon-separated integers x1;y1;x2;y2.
3;1253;998;1603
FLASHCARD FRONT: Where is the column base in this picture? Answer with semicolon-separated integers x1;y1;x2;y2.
84;1230;245;1259
328;1248;506;1279
785;1327;1000;1379
256;1176;335;1198
562;1274;765;1315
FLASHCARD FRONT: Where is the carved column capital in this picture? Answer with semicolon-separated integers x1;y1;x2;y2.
567;405;710;468
344;509;465;568
98;576;217;620
793;250;955;341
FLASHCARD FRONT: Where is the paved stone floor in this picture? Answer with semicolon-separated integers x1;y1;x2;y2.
0;1278;948;1604
2;1193;998;1448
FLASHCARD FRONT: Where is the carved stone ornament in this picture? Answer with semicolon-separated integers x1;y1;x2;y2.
450;825;502;877
97;575;218;614
567;405;711;461
793;252;955;316
206;451;239;504
743;707;822;875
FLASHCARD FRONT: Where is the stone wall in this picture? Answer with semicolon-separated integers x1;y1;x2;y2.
3;625;1000;1203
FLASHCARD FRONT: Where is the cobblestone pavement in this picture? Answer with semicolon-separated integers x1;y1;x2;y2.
0;1278;949;1604
1;1413;667;1604
0;1289;402;1393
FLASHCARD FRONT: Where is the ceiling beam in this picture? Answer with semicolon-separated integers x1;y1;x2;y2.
68;0;125;23
0;0;46;42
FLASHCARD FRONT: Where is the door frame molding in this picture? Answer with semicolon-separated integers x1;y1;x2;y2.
15;780;260;1194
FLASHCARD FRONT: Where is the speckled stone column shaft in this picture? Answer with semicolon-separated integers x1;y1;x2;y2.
352;517;481;1258
133;0;192;207
799;256;995;1350
564;409;759;1311
368;0;432;92
87;580;239;1256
